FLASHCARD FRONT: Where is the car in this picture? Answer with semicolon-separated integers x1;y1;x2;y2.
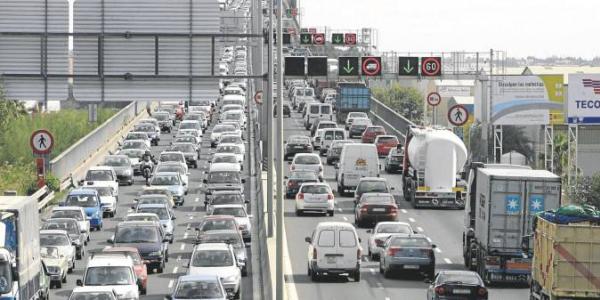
135;203;175;243
209;204;252;242
77;255;140;300
426;270;488;300
220;104;243;114
139;118;161;135
135;186;175;203
62;188;103;231
134;123;160;146
218;134;245;155
289;153;323;179
98;247;149;295
50;206;90;244
379;233;436;279
194;215;240;242
219;110;246;130
116;149;145;174
68;286;119;300
354;192;398;227
209;153;242;171
285;171;320;199
101;155;134;185
319;128;346;156
311;128;326;149
42;218;86;259
184;112;208;130
366;222;415;260
204;190;247;213
148;172;187;205
203;163;245;195
166;274;227;300
374;135;400;157
159;151;189;174
361;125;386;143
82;166;119;201
173;135;201;150
40;229;76;272
384;147;404;173
353;177;394;204
345;112;369;130
295;182;335;216
124;212;161;223
194;230;248;276
175;129;202;145
169;142;199;168
219;121;243;138
83;184;118;218
215;143;244;164
154;162;189;187
39;261;51;299
108;221;169;273
348;117;372;138
273;102;292;117
284;135;313;161
326;140;354;165
304;103;334;130
40;246;68;288
136;194;176;208
152;111;173;133
123;132;151;149
211;124;237;147
187;243;242;299
120;139;151;152
305;222;362;282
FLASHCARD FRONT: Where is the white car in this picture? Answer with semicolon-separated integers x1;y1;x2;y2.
209;204;252;242
177;129;203;142
78;255;139;300
312;128;326;149
69;286;119;300
366;221;415;260
50;206;90;244
218;134;245;154
82;166;119;200
40;230;76;272
82;183;118;218
215;143;244;165
139;118;161;135
290;153;323;179
211;124;237;147
178;120;203;135
219;110;246;130
220;104;244;114
158;151;188;174
187;243;242;299
154;162;189;187
295;182;335;216
345;112;369;130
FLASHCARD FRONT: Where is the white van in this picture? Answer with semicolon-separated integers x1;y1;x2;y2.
222;94;246;108
336;144;380;196
77;256;140;300
304;103;333;129
319;128;346;156
305;222;362;282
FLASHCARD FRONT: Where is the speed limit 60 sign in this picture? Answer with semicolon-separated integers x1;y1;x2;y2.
421;57;442;76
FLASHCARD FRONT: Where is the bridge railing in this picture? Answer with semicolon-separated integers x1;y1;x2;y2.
368;96;415;141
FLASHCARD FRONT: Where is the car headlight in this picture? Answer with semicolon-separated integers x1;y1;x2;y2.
149;251;162;257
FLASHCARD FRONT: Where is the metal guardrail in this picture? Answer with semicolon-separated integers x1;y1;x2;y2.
49;101;142;181
369;96;416;140
30;185;55;210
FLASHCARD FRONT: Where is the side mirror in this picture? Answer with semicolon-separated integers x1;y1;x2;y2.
366;229;372;233
304;237;312;243
284;176;288;179
358;238;362;243
171;216;177;220
287;161;291;165
81;229;86;233
203;179;208;184
244;199;249;203
76;279;83;286
390;187;395;191
78;180;84;186
432;244;437;248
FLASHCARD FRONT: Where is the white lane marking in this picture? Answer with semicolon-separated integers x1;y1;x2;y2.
180;244;185;251
189;215;193;220
195;197;199;202
127;209;133;213
172;267;178;274
385;297;390;300
417;226;424;232
444;258;452;264
401;209;407;213
370;268;376;275
343;216;348;221
408;217;416;223
183;232;189;239
168;279;174;289
376;281;383;288
337;208;342;212
177;255;182;262
435;248;442;253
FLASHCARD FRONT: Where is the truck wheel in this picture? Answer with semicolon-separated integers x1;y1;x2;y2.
55;281;62;289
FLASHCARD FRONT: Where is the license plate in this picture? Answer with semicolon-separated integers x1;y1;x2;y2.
453;289;471;294
403;265;419;269
372;208;385;212
327;256;336;264
294;146;303;149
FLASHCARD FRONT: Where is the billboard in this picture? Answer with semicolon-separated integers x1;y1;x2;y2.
491;75;564;125
568;74;600;124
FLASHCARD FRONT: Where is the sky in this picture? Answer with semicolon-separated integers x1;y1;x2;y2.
299;0;600;59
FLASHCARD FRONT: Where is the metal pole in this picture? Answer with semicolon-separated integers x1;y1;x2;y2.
275;0;284;298
266;0;274;238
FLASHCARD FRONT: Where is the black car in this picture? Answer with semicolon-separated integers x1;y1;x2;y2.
108;221;168;273
273;103;292;118
284;135;313;161
285;171;320;199
384;147;404;173
426;270;488;300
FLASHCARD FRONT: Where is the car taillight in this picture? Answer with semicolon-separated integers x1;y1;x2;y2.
389;206;398;214
312;248;317;259
360;204;369;212
435;286;446;295
287;181;294;187
297;193;304;200
357;249;362;259
477;287;488;296
327;194;334;200
387;247;400;257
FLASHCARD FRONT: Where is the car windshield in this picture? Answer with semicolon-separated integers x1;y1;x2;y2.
377;137;398;143
220;136;242;144
125;215;159;222
134;125;154;132
301;185;329;194
363;195;394;204
211;194;242;205
156;165;184;174
69;291;116;300
103;157;130;167
43;221;78;235
295;155;320;165
154;113;169;121
84;187;112;196
40;247;60;259
357;181;388;194
141;189;170;197
180;123;198;130
137;207;169;220
199;219;237;232
175;137;196;144
84;266;134;286
126;133;146;140
120;150;144;159
224;113;241;120
191;250;234;267
172;144;194;153
218;145;241;154
213;125;235;133
212;207;246;217
65;194;98;207
199;233;243;248
376;224;412;234
391;237;431;248
151;175;181;186
290;172;318;180
438;273;481;285
115;226;159;243
138;197;167;205
288;137;309;144
86;170;114;181
213;155;237;164
51;210;83;220
208;171;240;183
319;123;336;130
122;141;145;149
40;234;69;246
174;280;224;299
160;153;184;163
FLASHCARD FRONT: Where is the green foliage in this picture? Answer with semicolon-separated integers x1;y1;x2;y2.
569;173;600;208
500;125;534;164
372;84;424;123
0;161;37;195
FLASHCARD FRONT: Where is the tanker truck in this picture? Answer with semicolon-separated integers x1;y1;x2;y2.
401;126;468;208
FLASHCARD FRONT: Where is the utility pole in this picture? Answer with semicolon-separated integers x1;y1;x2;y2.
275;0;284;298
266;0;274;238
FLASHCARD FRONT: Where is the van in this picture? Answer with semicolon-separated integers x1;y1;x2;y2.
304;103;333;129
319;128;346;156
305;222;362;282
335;144;380;196
203;163;245;195
77;255;140;299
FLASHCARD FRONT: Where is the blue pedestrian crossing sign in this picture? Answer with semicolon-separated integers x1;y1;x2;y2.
505;195;521;215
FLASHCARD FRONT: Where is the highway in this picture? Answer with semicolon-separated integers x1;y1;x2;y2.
280;97;530;300
48;108;257;300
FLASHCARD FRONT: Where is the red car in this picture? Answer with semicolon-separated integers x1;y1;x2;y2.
374;135;400;157
101;247;148;295
361;125;386;143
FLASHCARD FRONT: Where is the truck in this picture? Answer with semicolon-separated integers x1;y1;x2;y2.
527;215;600;299
401;126;468;208
0;196;42;300
462;167;561;284
335;82;370;123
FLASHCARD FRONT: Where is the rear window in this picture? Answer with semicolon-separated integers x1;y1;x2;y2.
378;136;398;143
339;230;357;247
391;237;431;248
301;185;329;194
309;106;319;114
363;195;394;204
295;156;320;164
317;230;335;247
357;181;388;194
321;106;331;114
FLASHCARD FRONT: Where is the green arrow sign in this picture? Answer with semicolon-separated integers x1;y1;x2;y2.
338;57;359;76
300;33;312;45
398;56;419;76
332;33;343;45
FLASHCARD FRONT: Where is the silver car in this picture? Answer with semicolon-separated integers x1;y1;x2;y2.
366;221;415;260
379;233;436;279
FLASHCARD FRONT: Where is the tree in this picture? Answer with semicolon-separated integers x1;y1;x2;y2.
0;84;26;129
501;125;534;164
372;84;424;123
569;173;600;208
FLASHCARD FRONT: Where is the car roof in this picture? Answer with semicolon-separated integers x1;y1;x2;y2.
103;246;140;254
160;151;184;155
212;190;243;195
361;192;394;198
52;206;85;212
217;143;241;148
359;177;387;182
87;256;133;268
118;220;160;227
40;229;69;235
71;286;118;293
209;163;240;172
315;222;356;230
211;204;245;209
45;217;78;224
177;274;220;283
69;189;98;196
136;203;169;209
154;172;179;176
294;153;319;158
389;233;429;239
201;215;236;221
193;242;231;251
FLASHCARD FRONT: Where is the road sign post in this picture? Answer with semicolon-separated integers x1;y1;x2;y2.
398;57;419;76
338;57;359;76
427;92;442;125
421;57;442;76
361;56;382;76
31;129;54;187
448;104;469;126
